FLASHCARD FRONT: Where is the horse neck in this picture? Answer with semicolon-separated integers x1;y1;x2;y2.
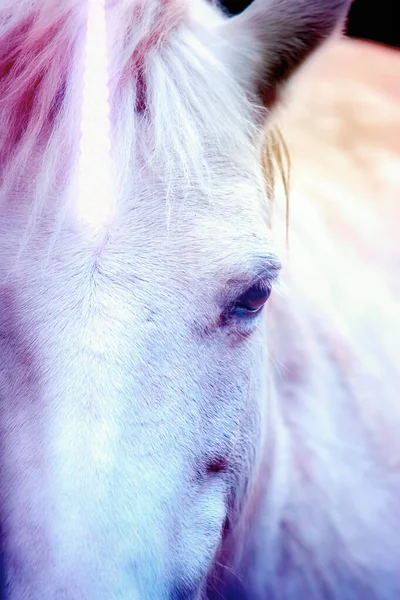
229;273;400;598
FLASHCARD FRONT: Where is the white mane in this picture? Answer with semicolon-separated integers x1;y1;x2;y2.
0;0;273;232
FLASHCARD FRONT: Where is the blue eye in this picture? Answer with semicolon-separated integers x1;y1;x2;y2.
231;283;271;318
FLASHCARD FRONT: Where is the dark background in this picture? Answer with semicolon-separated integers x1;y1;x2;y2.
218;0;399;49
347;0;399;48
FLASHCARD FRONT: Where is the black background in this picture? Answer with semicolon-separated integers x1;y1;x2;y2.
347;0;399;47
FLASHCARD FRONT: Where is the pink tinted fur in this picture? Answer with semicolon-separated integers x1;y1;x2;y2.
0;0;186;193
0;1;86;198
108;0;187;111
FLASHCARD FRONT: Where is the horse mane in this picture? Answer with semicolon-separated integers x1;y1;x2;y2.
0;0;288;237
0;1;87;214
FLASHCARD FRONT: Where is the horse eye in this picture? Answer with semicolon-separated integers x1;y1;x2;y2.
231;283;271;318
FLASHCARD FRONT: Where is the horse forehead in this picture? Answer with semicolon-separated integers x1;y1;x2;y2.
117;191;270;258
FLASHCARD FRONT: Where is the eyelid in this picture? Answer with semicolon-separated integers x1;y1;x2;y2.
220;258;281;308
249;265;281;291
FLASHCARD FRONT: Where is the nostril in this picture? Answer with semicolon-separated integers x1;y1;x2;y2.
206;457;229;475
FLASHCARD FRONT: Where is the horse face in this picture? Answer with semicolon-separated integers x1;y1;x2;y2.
1;137;279;600
0;0;351;597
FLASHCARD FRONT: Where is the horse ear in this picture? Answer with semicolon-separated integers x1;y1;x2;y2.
219;0;352;107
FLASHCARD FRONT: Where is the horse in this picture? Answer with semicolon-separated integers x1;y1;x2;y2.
1;0;400;598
